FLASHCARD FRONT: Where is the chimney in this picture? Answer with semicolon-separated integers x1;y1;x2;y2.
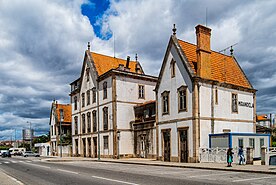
195;25;211;78
126;56;130;69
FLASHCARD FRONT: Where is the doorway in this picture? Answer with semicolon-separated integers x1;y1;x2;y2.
93;137;97;158
179;129;188;162
163;130;171;162
82;138;86;157
87;138;91;157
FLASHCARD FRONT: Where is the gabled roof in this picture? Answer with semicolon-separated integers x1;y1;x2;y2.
55;104;71;123
178;39;252;89
90;52;142;76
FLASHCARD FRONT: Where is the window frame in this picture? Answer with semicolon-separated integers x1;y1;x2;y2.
161;91;170;115
178;86;187;112
171;59;176;78
103;136;109;150
82;114;85;134
103;81;107;99
86;90;90;106
103;107;108;130
92;87;96;103
87;112;91;133
74;96;77;110
81;93;85;107
74;116;78;135
231;93;238;113
138;85;145;99
92;110;97;132
249;138;255;149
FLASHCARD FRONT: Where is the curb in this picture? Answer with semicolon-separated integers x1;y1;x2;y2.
43;158;276;175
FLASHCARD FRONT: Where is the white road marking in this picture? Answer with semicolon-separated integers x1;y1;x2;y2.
233;176;276;182
57;169;79;174
0;163;2;164
11;161;18;163
4;162;10;164
26;161;32;163
92;175;140;185
25;163;51;169
189;172;239;178
19;161;24;163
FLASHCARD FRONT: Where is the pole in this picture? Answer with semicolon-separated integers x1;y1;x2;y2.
59;109;63;158
97;81;100;161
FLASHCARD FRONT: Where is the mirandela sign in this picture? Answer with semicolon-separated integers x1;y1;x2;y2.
238;101;254;108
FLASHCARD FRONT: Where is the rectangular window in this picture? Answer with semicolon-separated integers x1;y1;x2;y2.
232;93;238;113
87;112;91;133
87;90;90;105
82;93;85;107
103;107;108;130
162;91;170;115
86;68;90;82
178;86;187;112
92;110;97;132
103;136;108;149
74;96;77;110
260;138;264;147
103;82;107;99
171;60;176;78
138;85;145;99
82;114;85;134
74;116;78;135
92;87;96;103
249;138;255;149
238;138;243;147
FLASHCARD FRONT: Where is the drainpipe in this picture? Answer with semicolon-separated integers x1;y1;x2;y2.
211;84;214;134
97;80;100;160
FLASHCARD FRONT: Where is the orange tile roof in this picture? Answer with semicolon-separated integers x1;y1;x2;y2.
56;104;71;123
91;52;138;76
178;39;252;89
257;114;269;121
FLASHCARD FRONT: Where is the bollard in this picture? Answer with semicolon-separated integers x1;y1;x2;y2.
261;147;267;165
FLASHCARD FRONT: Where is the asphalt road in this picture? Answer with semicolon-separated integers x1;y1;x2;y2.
0;157;276;185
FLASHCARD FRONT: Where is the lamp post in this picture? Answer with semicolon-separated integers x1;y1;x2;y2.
59;109;64;158
117;130;120;159
27;121;32;151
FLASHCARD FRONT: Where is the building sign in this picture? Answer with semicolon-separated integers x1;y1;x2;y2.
238;101;254;108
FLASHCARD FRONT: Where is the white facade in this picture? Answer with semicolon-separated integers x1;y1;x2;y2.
71;50;157;158
155;25;256;163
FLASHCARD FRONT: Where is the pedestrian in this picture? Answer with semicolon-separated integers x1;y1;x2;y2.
238;146;245;165
227;148;234;167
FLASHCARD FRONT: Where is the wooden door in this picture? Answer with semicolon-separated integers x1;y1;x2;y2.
179;130;188;162
163;131;170;162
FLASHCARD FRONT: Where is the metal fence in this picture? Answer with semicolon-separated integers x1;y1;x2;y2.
199;147;247;164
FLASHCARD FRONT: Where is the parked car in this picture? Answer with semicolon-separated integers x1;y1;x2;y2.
23;151;40;157
1;151;11;158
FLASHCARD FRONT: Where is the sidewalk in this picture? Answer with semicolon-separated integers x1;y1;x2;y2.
42;157;276;174
0;169;23;185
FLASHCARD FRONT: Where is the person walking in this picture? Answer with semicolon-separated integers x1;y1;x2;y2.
238;146;245;165
227;148;234;167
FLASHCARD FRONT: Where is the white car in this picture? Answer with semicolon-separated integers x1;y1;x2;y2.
23;151;40;157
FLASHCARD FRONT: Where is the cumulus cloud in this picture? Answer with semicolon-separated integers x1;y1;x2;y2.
0;0;276;140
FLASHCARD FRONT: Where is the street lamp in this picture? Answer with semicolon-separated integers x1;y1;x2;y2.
117;130;120;159
27;121;32;151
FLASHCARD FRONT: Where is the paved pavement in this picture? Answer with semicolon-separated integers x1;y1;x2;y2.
43;157;276;174
1;156;276;184
0;169;23;185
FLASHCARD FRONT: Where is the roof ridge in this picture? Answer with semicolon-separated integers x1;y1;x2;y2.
177;38;232;58
91;52;137;63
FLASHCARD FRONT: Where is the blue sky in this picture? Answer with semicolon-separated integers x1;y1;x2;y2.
0;0;276;141
81;0;112;39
